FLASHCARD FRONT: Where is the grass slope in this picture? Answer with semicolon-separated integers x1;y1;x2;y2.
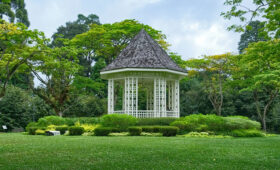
0;133;279;170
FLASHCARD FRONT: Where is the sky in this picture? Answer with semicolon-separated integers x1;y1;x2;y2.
25;0;241;60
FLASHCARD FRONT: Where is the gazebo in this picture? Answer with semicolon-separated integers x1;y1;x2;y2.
100;29;187;118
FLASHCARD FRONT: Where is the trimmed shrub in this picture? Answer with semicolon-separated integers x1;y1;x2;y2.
160;126;179;137
94;127;112;136
101;114;137;131
25;122;38;132
128;127;142;136
141;126;155;133
231;129;265;137
137;118;177;126
80;124;99;132
223;117;261;131
44;116;66;125
68;126;84;136
55;126;68;135
35;129;46;135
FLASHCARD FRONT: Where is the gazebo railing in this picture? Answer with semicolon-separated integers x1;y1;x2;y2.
113;110;178;118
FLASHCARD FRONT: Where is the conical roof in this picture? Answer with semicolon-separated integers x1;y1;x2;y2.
101;29;187;73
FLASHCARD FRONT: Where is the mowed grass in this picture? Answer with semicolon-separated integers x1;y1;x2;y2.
0;133;279;170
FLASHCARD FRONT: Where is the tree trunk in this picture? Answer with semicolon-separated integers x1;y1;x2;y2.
58;111;63;117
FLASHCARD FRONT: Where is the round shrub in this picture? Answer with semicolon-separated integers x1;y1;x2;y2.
55;126;68;135
44;116;66;125
101;114;137;131
35;129;46;135
128;127;142;136
68;126;84;136
94;127;112;136
160;126;179;137
28;127;39;135
223;117;261;131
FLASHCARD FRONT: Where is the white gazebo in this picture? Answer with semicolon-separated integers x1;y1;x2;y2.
100;29;187;118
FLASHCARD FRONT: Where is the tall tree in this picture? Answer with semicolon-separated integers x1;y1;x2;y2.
31;40;80;117
186;53;231;116
0;0;30;26
0;20;46;100
221;0;280;37
238;20;268;53
231;39;280;131
51;14;100;47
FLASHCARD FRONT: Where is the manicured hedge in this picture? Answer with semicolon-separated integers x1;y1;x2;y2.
68;126;84;136
230;129;265;137
35;129;46;135
65;117;101;126
160;126;179;137
128;127;142;136
55;126;68;135
94;127;112;136
137;118;177;126
101;114;137;131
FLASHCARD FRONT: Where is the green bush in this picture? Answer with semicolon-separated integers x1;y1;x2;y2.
160;126;179;137
128;127;142;136
94;127;112;136
231;129;265;137
137;118;177;126
171;114;261;134
44;116;66;125
223;117;261;131
101;114;137;131
35;129;46;135
141;126;155;133
55;126;69;135
68;126;84;136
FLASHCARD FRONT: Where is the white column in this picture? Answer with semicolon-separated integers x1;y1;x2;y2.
154;77;166;117
124;77;138;117
108;79;114;114
174;80;180;118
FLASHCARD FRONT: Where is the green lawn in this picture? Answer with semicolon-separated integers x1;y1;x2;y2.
0;133;279;170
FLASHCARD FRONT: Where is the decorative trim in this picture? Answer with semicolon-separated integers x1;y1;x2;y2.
100;68;187;76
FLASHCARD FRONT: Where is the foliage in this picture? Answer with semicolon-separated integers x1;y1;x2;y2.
221;0;280;38
0;20;47;99
230;129;265;137
55;125;68;135
0;0;30;26
35;129;45;135
101;114;137;131
160;126;179;137
94;127;112;136
231;39;280;131
186;53;232;115
79;123;99;132
68;126;84;136
238;21;268;53
51;13;100;47
136;118;177;126
31;40;80;117
223;117;261;131
27;127;40;135
38;116;66;126
64;117;100;126
171;114;261;134
128;127;142;136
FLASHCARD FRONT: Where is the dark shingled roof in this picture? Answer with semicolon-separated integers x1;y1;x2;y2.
101;29;187;73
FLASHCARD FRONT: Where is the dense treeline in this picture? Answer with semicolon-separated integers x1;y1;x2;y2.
0;0;279;132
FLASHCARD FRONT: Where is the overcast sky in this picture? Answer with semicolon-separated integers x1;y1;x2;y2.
25;0;241;60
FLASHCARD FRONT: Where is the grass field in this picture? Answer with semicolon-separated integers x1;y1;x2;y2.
0;133;279;170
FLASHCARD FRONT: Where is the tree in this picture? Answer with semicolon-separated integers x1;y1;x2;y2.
0;20;46;100
31;41;80;117
221;0;280;37
231;39;280;131
0;0;30;26
51;14;100;47
186;53;231;116
238;20;268;53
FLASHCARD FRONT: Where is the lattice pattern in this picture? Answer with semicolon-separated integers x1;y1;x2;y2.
124;77;138;116
108;79;114;114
